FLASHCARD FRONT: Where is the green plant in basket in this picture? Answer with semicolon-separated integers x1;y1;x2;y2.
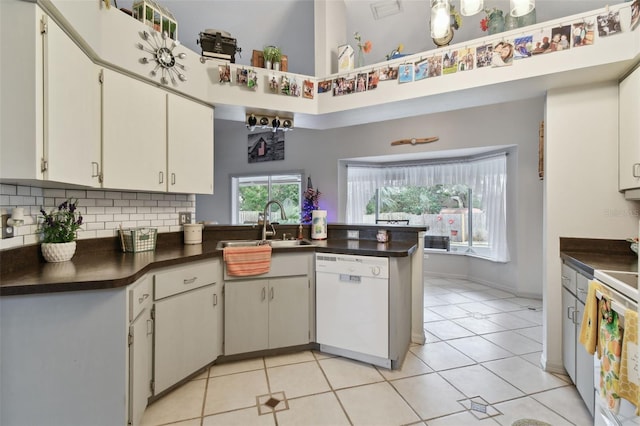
39;199;83;243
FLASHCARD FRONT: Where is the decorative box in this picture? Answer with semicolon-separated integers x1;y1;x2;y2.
132;0;178;40
198;29;241;63
338;44;354;72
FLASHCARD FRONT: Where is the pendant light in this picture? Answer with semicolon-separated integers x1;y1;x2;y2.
510;0;534;17
460;0;483;16
430;0;451;39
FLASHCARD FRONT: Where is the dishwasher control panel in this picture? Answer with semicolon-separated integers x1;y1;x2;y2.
315;254;389;279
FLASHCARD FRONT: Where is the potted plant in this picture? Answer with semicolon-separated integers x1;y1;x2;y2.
263;45;277;69
39;198;83;262
271;46;282;71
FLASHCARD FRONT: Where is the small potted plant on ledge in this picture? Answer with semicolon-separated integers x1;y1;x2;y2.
39;199;83;262
263;45;282;70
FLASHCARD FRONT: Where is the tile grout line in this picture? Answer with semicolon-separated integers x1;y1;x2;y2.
311;351;356;426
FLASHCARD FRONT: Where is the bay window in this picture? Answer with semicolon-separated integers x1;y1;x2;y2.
346;153;509;262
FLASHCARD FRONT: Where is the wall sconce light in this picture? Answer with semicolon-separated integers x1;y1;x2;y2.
460;0;483;16
510;0;534;17
430;0;451;39
246;113;294;132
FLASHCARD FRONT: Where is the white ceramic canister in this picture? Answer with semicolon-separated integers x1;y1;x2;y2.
311;210;327;240
183;223;204;244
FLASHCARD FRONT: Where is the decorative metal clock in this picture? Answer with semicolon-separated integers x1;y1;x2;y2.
137;30;187;85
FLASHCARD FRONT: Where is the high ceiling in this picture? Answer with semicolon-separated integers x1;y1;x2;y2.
345;0;615;66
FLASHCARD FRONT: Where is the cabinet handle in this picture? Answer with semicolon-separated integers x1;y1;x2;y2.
572;308;580;325
91;161;100;178
566;306;574;319
146;319;153;336
138;293;149;304
183;277;197;285
270;287;274;300
577;288;587;294
159;171;164;184
171;173;176;185
261;287;266;301
213;293;218;306
633;163;640;178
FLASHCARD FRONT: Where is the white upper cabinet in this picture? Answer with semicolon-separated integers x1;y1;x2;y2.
167;94;214;194
101;68;167;192
44;14;101;186
101;70;214;194
619;65;640;197
0;3;100;187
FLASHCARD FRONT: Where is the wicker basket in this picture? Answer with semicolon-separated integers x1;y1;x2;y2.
119;227;157;253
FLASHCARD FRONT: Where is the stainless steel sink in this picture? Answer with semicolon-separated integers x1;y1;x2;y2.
216;240;264;249
269;239;314;248
216;239;314;249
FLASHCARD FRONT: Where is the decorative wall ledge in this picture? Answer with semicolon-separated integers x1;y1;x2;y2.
41;0;639;128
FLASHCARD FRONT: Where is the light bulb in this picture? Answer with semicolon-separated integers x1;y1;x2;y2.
430;0;451;39
460;0;483;16
510;0;534;17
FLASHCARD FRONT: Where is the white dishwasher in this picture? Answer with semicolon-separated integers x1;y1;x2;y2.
315;253;390;367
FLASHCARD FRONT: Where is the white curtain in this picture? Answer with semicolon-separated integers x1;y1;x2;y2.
346;154;509;262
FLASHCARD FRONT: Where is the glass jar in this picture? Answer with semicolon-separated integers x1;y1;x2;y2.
487;10;505;35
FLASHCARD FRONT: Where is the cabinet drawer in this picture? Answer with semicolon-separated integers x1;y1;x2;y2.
129;275;152;321
561;263;577;295
576;273;589;304
155;259;221;300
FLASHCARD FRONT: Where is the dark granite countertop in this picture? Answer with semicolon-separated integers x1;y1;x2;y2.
559;237;638;277
0;224;423;296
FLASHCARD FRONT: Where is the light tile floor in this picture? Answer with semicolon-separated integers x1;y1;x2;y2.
141;277;593;426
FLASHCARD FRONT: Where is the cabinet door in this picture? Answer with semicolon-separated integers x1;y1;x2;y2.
574;300;595;416
212;282;224;358
129;306;152;426
167;94;214;194
154;284;217;395
619;66;640;191
44;16;101;187
269;277;309;349
224;280;269;355
561;287;576;383
102;69;166;192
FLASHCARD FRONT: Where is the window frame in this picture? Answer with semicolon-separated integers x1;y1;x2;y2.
230;170;305;225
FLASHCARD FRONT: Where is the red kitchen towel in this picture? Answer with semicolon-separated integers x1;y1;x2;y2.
223;245;272;276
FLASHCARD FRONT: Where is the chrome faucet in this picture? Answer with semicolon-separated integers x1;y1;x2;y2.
262;200;287;240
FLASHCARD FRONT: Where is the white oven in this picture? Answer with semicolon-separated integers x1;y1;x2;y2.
592;270;638;426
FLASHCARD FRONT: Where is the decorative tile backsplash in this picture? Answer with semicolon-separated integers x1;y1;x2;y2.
0;184;195;250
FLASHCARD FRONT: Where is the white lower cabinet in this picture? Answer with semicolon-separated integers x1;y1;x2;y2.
128;276;153;426
152;259;222;395
561;262;595;416
225;276;310;355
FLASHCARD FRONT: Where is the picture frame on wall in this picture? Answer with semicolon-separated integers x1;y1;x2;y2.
248;131;285;163
398;64;414;83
